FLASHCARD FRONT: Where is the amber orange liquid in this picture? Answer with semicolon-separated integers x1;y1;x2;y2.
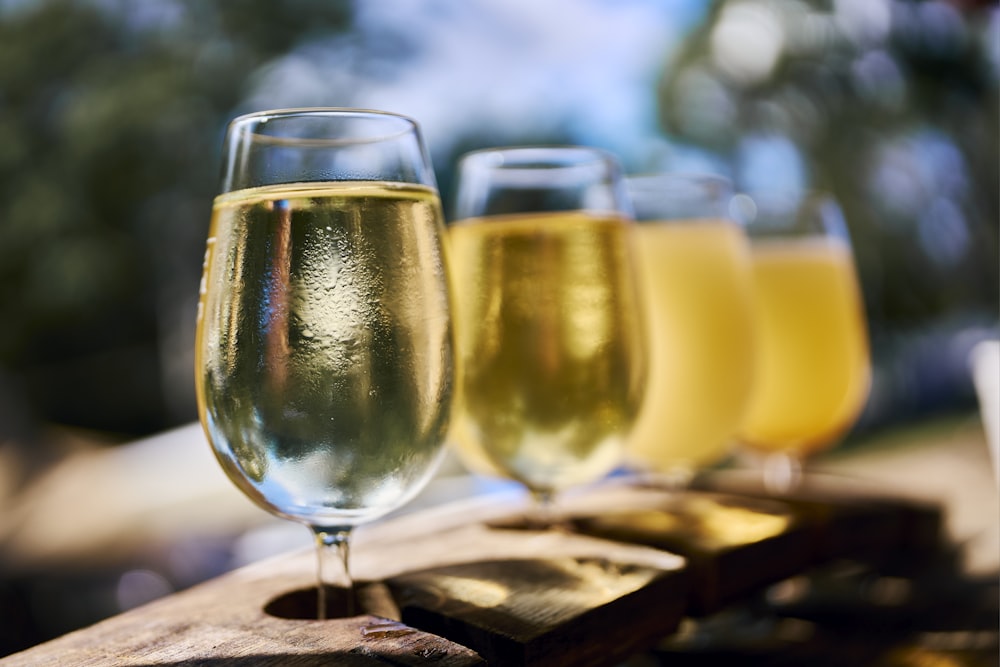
739;237;870;456
627;219;756;477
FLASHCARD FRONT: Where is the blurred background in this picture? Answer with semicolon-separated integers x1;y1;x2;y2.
0;0;996;657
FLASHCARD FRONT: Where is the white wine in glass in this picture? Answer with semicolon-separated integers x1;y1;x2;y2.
447;146;646;520
625;174;756;487
738;191;871;492
196;109;453;618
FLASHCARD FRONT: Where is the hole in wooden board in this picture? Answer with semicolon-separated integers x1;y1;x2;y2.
264;582;400;620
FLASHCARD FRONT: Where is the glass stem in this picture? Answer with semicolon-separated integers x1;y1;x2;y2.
311;525;353;620
634;466;693;492
528;488;557;530
762;453;802;495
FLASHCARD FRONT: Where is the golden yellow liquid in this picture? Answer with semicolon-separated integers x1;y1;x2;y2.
739;238;871;456
196;181;453;526
447;211;645;496
626;219;756;477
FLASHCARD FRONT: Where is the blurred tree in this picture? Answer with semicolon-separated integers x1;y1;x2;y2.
657;0;997;329
0;0;995;439
655;0;998;425
0;0;353;436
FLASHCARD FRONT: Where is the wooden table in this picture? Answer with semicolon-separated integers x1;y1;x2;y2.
1;416;997;665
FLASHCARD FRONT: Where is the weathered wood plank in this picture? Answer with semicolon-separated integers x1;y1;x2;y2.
1;487;689;667
0;547;485;667
0;495;511;666
568;487;813;614
386;530;690;666
1;480;948;666
692;474;946;567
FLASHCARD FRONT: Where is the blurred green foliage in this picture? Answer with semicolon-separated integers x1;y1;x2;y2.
0;1;994;659
655;0;998;432
0;0;995;438
0;0;353;434
658;0;998;332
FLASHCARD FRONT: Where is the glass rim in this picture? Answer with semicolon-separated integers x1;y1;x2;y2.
227;107;421;147
625;171;732;189
625;172;734;224
740;189;852;242
458;145;620;171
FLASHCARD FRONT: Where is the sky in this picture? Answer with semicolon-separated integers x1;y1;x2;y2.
240;0;709;174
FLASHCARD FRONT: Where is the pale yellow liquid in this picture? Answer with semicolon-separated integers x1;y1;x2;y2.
447;212;646;496
196;181;453;527
626;219;756;477
739;238;871;456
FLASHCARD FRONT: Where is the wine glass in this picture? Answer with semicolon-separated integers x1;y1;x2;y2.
624;173;757;489
737;190;871;493
446;146;646;525
195;108;453;618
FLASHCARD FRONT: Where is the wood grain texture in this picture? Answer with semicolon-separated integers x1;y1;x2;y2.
0;550;485;666
386;529;690;666
568;487;814;614
1;480;948;666
0;487;688;667
692;473;946;567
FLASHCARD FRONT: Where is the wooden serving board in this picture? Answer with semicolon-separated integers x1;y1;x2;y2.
0;546;485;667
568;481;946;614
567;487;814;614
691;475;946;569
1;481;951;666
0;490;689;667
385;535;689;666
